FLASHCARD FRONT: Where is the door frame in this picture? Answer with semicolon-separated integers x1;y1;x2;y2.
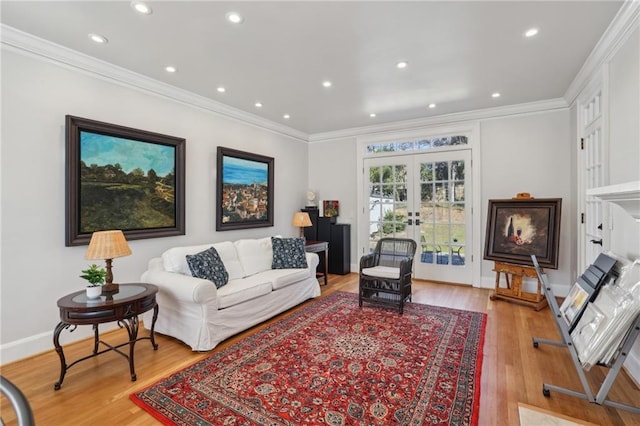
356;123;482;287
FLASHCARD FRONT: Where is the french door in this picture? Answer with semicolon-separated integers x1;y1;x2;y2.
365;150;472;284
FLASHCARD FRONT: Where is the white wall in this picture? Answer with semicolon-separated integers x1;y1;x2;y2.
0;50;310;363
605;26;640;384
308;137;358;267
479;110;573;289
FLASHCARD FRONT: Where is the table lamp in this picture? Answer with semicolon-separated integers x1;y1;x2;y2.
292;212;312;238
85;230;132;293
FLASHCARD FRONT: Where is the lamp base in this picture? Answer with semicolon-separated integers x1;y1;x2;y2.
101;283;119;295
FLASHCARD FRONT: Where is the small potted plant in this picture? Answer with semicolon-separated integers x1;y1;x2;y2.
80;264;106;298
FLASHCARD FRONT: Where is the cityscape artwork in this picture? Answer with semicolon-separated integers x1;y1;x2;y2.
216;147;274;231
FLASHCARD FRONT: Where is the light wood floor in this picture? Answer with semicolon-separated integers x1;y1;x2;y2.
2;275;639;425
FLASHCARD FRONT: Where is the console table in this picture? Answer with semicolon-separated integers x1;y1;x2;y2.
305;240;329;285
53;283;159;390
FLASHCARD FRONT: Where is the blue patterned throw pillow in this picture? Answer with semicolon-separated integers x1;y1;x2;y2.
271;237;308;269
186;246;229;289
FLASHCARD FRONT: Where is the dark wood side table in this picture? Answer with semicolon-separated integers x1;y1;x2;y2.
305;240;329;285
53;283;159;390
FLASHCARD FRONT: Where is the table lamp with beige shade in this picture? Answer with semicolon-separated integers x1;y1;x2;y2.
85;230;132;293
292;212;312;238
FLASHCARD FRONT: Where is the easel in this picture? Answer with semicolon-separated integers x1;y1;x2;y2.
488;192;548;311
490;261;547;310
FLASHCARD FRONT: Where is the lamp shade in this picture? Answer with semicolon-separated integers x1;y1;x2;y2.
85;230;132;260
292;212;312;228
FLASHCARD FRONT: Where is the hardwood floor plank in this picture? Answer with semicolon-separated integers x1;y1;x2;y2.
1;274;639;425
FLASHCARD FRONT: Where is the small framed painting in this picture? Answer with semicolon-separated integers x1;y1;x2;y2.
65;115;186;246
216;147;274;231
559;281;591;328
323;200;339;217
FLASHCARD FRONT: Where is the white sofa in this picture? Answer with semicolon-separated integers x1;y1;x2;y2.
140;236;321;351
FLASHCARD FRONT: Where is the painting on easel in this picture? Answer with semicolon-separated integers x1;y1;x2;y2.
484;197;562;269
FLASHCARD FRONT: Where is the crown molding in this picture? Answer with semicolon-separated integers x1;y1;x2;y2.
0;24;309;143
564;1;640;107
308;98;568;142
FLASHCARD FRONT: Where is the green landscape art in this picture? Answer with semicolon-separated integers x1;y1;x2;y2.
79;131;176;233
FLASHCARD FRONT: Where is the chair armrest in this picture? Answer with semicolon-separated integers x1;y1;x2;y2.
360;254;376;270
399;257;414;275
141;269;217;304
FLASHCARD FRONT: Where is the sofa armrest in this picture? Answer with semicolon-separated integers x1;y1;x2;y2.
306;252;320;272
141;268;217;304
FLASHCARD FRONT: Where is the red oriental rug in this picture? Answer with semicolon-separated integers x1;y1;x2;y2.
131;291;486;425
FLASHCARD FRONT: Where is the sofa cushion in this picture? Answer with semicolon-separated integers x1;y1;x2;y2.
212;241;244;281
235;236;273;277
258;268;311;290
271;237;308;269
186;247;229;289
217;275;272;309
162;244;212;275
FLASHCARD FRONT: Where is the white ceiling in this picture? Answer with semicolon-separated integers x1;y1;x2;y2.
1;1;623;136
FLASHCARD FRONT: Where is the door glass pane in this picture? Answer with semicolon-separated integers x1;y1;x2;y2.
417;159;467;267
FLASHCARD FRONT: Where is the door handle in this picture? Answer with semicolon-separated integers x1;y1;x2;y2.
590;239;603;246
406;219;413;225
415;219;420;225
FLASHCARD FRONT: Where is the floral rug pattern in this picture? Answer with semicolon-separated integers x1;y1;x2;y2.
131;292;486;425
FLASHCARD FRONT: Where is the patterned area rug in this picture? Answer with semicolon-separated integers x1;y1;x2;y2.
131;291;486;425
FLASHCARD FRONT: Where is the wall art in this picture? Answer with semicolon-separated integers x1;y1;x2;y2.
216;147;274;231
66;115;185;246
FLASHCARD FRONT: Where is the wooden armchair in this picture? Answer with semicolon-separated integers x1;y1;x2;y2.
359;238;417;314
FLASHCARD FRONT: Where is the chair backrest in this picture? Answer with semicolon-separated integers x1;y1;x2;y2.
375;238;417;267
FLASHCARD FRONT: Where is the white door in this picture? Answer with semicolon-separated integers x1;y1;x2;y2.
579;88;607;273
365;150;472;284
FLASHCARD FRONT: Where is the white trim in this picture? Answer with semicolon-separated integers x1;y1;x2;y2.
0;324;118;365
310;99;567;143
587;181;640;222
0;24;309;143
564;0;640;107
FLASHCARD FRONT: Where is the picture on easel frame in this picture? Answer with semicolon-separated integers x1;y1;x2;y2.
484;198;562;269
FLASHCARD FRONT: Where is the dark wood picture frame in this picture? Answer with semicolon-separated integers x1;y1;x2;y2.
65;115;185;246
216;147;274;231
484;198;562;269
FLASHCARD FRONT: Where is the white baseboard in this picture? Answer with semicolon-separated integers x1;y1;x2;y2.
1;324;118;365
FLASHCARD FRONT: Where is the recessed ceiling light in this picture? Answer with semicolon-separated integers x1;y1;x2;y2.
217;86;226;93
428;103;436;109
322;81;332;88
283;114;290;119
491;92;501;98
524;27;539;38
226;12;244;24
255;102;263;108
396;61;408;69
165;66;177;73
88;33;108;44
369;113;377;118
131;1;152;15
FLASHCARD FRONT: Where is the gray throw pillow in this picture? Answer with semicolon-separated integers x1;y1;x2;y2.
186;246;229;289
271;237;308;269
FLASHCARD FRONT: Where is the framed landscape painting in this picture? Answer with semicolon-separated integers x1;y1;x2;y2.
216;147;274;231
483;198;562;269
65;115;185;246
